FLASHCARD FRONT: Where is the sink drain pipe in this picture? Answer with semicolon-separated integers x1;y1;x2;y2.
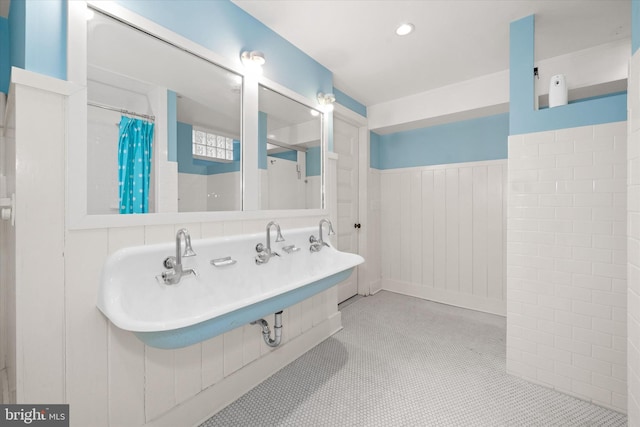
251;311;283;347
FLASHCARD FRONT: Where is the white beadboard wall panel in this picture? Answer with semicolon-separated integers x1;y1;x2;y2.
145;347;175;422
109;326;146;426
628;49;640;426
107;226;146;426
368;168;382;294
15;85;66;404
400;173;412;283
421;171;435;288
446;169;460;293
299;297;314;333
433;169;447;291
1;93;16;404
286;301;302;340
506;121;628;413
243;323;262;365
487;164;507;301
312;293;326;326
459;168;474;295
410;171;423;285
472;166;489;299
379;171;392;283
386;173;402;281
174;345;203;404
201;335;224;389
64;229;109;427
223;323;245;377
380;160;507;316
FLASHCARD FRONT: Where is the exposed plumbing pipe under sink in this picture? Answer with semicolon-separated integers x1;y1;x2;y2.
251;311;283;347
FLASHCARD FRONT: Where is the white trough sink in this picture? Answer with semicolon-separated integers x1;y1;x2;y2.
97;226;364;349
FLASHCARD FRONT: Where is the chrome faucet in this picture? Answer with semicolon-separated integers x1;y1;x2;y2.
310;219;335;252
161;228;198;284
255;221;285;264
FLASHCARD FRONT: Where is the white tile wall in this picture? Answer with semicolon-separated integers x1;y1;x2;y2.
506;121;628;412
206;172;241;212
379;160;507;315
178;173;208;212
628;49;640;425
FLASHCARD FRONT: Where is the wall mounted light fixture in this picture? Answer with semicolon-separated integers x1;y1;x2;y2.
240;50;266;76
317;92;336;112
241;51;266;66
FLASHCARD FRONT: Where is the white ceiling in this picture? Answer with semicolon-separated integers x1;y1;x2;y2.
232;0;631;107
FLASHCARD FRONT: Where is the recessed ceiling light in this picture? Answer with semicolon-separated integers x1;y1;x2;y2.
396;23;414;36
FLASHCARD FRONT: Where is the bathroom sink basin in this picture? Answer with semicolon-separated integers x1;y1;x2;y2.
97;226;364;348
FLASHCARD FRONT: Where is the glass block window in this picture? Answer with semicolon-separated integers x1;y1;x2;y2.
192;128;234;162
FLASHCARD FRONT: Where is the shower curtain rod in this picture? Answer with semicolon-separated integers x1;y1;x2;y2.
87;101;156;122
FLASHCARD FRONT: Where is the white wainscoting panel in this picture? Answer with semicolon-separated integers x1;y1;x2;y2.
380;160;507;316
60;216;339;427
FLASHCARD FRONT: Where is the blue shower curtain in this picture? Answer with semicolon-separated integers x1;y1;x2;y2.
118;116;154;214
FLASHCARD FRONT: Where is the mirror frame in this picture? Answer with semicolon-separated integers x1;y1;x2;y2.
67;1;328;229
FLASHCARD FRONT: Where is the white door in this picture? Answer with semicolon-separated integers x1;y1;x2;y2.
334;117;359;303
267;157;304;210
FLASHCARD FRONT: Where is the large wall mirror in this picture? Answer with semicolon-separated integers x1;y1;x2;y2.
74;3;327;227
258;85;322;210
86;10;242;215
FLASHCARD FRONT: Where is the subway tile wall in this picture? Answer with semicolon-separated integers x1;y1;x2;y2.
627;50;640;425
506;121;628;412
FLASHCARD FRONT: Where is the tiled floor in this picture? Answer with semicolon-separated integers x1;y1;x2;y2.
200;291;627;426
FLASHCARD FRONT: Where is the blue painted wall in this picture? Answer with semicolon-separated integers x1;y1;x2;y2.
8;0;66;82
370;131;381;169
306;146;321;177
5;0;334;155
115;0;332;102
334;87;367;117
8;0;25;71
26;0;66;80
0;18;9;94
177;121;240;175
269;150;297;162
510;15;627;135
373;113;509;170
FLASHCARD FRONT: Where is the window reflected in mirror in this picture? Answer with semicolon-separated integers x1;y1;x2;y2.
258;85;323;210
86;10;242;215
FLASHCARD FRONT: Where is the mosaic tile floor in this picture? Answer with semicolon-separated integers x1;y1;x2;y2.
200;291;627;426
